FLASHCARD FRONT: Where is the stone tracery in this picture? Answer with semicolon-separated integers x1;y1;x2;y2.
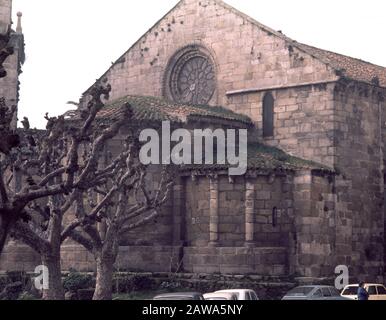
165;46;216;105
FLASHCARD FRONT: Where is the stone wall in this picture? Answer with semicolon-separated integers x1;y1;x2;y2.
0;244;287;276
0;42;20;128
333;82;385;282
0;244;182;273
228;84;336;167
0;0;23;129
184;174;295;248
292;170;336;278
0;170;343;280
217;176;245;247
0;0;11;33
60;245;182;273
253;175;294;247
183;246;288;276
0;244;41;272
0;0;13;101
185;177;210;246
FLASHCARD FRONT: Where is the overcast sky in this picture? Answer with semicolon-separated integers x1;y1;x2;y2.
11;0;386;128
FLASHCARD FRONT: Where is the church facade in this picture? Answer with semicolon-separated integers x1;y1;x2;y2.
1;0;385;283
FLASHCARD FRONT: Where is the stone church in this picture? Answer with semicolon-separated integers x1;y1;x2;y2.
2;0;386;283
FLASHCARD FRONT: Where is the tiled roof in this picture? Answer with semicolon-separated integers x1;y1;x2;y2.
296;43;386;87
180;142;333;173
66;95;252;126
217;0;386;88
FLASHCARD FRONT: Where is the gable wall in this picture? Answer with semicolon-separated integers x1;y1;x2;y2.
97;0;338;102
85;0;339;166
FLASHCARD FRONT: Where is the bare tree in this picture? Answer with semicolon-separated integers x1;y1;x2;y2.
68;151;174;300
0;101;20;252
5;80;138;299
2;29;174;299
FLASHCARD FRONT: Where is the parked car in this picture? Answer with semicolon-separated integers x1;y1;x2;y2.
282;286;350;300
341;284;386;300
153;292;205;300
204;292;238;301
214;289;259;300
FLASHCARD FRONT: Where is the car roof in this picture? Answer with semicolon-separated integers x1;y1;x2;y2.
345;284;385;287
154;292;202;297
293;285;334;289
204;292;236;298
216;289;254;292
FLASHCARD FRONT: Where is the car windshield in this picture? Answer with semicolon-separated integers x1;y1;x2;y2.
286;287;314;296
329;288;341;296
342;286;359;295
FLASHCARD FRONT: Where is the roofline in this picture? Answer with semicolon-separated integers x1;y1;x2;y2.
226;80;338;96
210;0;386;87
82;0;184;96
337;77;386;91
187;114;253;127
207;0;344;74
80;0;343;99
81;0;386;98
179;167;335;176
299;42;386;72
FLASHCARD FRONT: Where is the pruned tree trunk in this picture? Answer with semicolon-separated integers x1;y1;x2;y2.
93;255;115;300
0;216;9;254
42;253;64;300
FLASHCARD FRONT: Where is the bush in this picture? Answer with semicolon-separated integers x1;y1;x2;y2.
6;271;26;283
160;280;182;290
63;271;94;293
77;289;95;301
0;281;23;300
0;276;9;292
113;274;155;293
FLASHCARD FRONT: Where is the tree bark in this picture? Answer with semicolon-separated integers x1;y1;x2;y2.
0;221;8;255
0;215;11;255
42;254;64;300
93;256;114;300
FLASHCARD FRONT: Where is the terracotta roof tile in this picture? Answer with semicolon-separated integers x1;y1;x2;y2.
180;142;333;173
296;43;386;87
217;0;386;88
66;95;252;126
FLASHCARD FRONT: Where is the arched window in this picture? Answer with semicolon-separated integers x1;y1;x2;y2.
263;92;274;137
